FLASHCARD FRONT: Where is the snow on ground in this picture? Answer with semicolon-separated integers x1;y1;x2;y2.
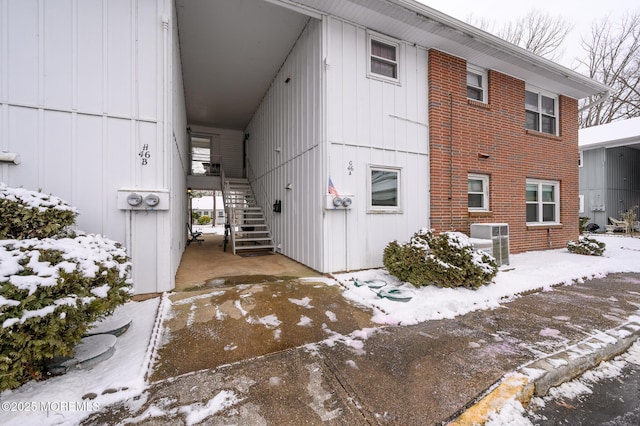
1;234;640;425
0;298;162;426
334;235;640;326
192;224;225;235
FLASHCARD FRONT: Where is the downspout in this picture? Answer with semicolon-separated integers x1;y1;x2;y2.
449;92;454;230
578;91;610;113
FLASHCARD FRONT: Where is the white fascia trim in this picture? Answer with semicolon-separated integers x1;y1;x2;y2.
388;0;612;97
263;0;324;19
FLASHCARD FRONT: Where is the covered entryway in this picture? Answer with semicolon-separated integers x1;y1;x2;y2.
176;0;323;260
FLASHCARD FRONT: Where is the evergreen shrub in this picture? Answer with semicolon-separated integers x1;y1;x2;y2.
0;184;132;391
567;235;606;256
0;183;77;239
383;229;498;289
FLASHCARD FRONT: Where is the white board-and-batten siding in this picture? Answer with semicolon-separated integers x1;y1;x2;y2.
324;17;429;272
0;0;180;293
245;18;324;272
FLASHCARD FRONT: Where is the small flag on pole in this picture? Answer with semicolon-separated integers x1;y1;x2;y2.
328;178;340;198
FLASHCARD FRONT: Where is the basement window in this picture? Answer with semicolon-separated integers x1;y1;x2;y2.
367;33;400;83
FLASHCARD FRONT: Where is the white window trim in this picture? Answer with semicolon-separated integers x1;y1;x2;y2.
525;85;559;136
579;195;585;214
579;151;584;167
466;65;487;103
468;173;490;212
367;164;403;213
526;179;561;225
366;32;401;84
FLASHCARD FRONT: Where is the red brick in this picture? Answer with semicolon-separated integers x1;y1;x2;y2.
428;50;579;253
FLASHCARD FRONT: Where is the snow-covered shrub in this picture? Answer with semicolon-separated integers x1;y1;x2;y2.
0;183;77;239
0;236;132;390
567;236;606;256
383;229;498;289
0;183;132;391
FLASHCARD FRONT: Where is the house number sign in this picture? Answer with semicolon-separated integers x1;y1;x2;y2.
139;144;151;165
348;161;354;175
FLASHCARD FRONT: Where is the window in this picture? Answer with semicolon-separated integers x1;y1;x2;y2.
468;174;489;211
368;165;401;212
190;134;221;175
467;66;487;102
579;151;583;167
367;33;399;82
525;87;558;135
526;179;560;224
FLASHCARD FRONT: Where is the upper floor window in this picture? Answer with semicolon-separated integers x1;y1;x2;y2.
467;65;487;102
526;179;560;224
525;87;558;135
468;174;489;211
367;33;400;83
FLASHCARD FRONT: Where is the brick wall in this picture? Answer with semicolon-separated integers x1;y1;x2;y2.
428;49;579;253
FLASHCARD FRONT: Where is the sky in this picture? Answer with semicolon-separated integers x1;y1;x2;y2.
2;232;640;425
417;0;639;67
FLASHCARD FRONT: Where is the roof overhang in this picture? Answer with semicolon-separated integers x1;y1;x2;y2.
294;0;610;99
176;0;611;131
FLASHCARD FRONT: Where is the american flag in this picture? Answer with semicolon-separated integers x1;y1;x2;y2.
328;178;340;198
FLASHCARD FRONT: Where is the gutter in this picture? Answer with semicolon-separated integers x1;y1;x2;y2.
389;0;611;97
578;90;611;113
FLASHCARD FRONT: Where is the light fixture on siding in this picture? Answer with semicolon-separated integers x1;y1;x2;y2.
285;77;291;83
285;183;292;190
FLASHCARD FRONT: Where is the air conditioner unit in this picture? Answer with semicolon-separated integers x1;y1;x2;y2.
470;223;510;266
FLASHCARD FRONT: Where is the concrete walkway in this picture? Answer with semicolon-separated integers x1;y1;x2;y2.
82;265;640;425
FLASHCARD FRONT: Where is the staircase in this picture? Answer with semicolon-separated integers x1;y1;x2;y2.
223;178;275;255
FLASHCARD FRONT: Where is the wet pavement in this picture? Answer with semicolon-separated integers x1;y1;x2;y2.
82;234;640;425
152;276;375;381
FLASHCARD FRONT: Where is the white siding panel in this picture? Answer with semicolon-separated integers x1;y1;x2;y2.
74;114;105;233
43;0;73;109
104;117;132;243
245;19;323;271
6;0;39;105
1;0;172;294
107;0;133;117
325;17;429;272
76;0;104;113
5;106;39;189
42;110;73;201
137;0;158;120
131;210;159;293
138;120;158;188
